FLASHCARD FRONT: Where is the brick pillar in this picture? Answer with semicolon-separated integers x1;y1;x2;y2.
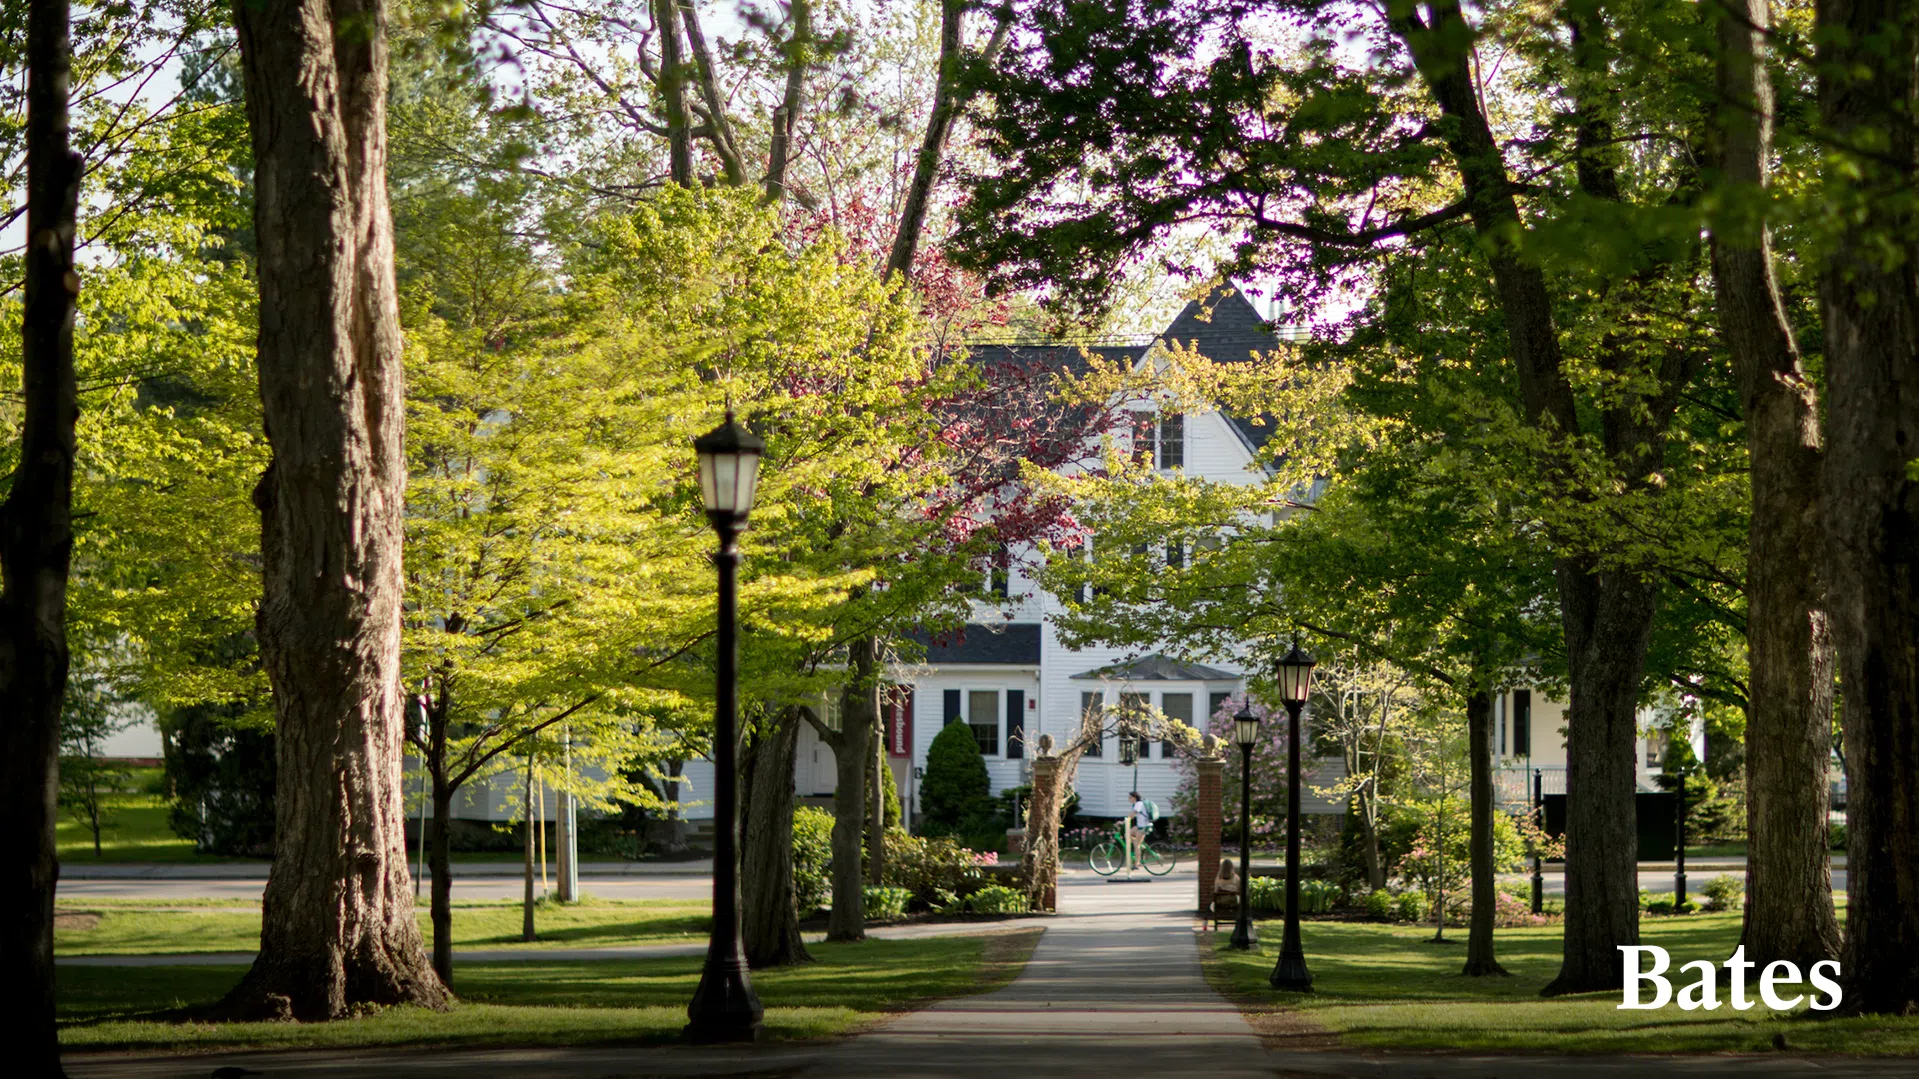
1027;754;1060;911
1196;757;1223;917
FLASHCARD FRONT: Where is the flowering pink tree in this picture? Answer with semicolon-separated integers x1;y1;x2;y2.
1171;695;1296;847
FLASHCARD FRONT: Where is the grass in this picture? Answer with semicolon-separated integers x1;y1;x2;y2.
58;794;230;863
55;897;711;956
58;929;1042;1053
1203;912;1919;1055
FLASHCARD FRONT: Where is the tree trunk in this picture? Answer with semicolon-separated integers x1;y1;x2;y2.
522;756;535;942
1816;0;1919;1016
221;0;445;1019
429;781;453;988
827;662;874;941
740;706;810;967
0;0;80;1068
1462;682;1507;976
652;0;692;185
1708;0;1841;970
869;707;887;886
1395;1;1659;994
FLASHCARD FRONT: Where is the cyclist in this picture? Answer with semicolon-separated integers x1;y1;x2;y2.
1127;791;1151;870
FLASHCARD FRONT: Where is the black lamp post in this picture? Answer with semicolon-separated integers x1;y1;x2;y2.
1228;701;1261;950
685;412;765;1043
1270;638;1316;992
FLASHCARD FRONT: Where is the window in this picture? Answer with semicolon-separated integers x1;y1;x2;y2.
1118;691;1149;762
1646;737;1663;769
1161;693;1192;757
1131;411;1156;466
1209;691;1233;724
1130;410;1185;470
1512;689;1532;757
1165;540;1186;569
1079;692;1103;756
1159;412;1184;468
968;690;1001;756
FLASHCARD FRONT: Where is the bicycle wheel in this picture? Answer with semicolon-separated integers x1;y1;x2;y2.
1139;845;1174;876
1088;841;1122;876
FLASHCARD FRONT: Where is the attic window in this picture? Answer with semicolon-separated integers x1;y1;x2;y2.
1131;410;1184;470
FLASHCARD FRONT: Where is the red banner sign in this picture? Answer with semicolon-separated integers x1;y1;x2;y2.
885;688;914;758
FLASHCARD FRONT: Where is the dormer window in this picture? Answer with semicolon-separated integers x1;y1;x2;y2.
1131;410;1184;470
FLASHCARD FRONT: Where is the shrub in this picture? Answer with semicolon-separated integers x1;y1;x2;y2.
1299;878;1340;914
1248;875;1283;910
922;723;993;835
881;828;986;907
862;885;911;920
1829;819;1847;852
792;806;834;916
961;885;1030;914
1701;873;1743;913
1364;888;1395;920
1393;890;1427;923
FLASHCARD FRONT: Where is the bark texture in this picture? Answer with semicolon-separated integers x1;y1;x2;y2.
1;0;80;1070
819;638;879;942
1462;683;1508;976
1816;0;1919;1016
1394;0;1651;994
223;0;445;1019
1707;0;1841;969
652;0;692;185
740;706;810;967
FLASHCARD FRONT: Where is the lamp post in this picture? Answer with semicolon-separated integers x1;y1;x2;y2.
685;411;765;1043
1270;639;1316;992
1228;701;1261;950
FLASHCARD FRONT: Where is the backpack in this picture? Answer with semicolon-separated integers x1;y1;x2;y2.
1143;799;1159;822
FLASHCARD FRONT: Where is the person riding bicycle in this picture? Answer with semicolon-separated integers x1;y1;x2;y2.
1127;791;1151;870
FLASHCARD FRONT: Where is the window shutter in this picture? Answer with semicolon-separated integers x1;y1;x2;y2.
943;689;962;726
1006;690;1025;759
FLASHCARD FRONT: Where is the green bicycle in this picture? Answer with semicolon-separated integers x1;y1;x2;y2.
1088;819;1175;876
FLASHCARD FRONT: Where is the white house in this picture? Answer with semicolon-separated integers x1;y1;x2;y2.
643;287;1697;831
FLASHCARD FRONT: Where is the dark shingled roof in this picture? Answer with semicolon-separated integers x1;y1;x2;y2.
1069;652;1242;682
905;623;1041;665
1158;286;1282;453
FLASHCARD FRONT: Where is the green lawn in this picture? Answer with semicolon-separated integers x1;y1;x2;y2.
1205;912;1919;1055
58;794;233;863
58;930;1042;1053
56;897;710;956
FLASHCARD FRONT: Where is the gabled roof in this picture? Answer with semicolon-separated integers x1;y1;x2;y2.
1069;652;1241;682
1157;286;1282;453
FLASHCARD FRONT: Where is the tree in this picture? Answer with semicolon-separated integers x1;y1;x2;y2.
1703;0;1840;970
954;0;1723;994
1814;0;1919;1016
0;0;81;1068
220;0;444;1018
922;720;993;834
393;127;706;985
59;667;134;856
